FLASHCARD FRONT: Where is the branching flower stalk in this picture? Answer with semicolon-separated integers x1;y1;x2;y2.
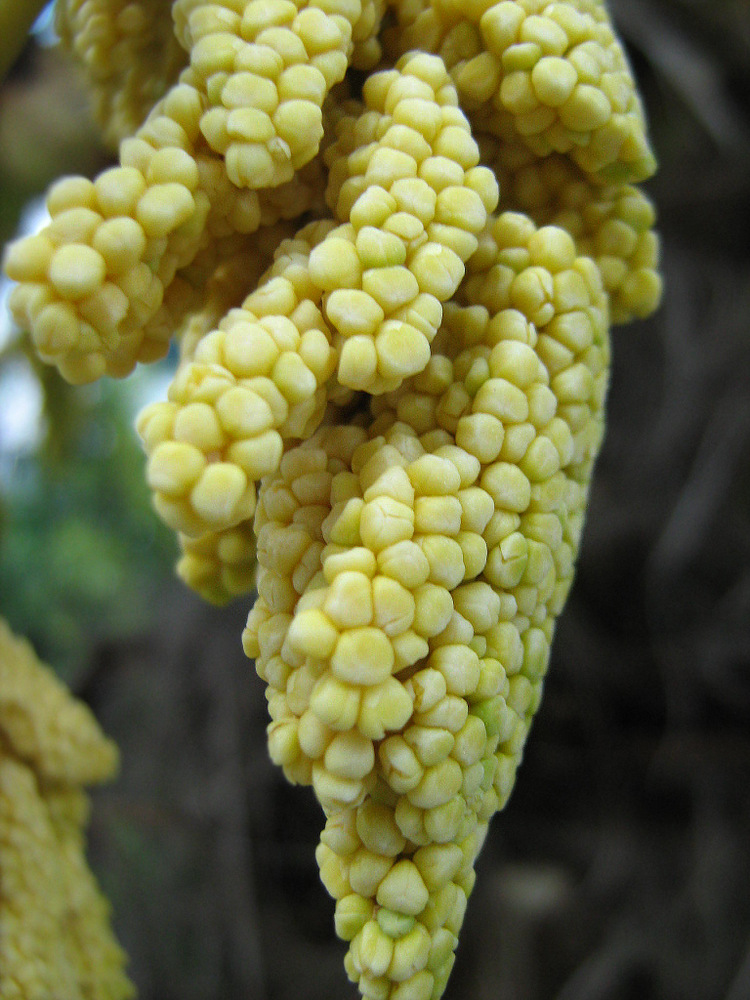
1;1;662;997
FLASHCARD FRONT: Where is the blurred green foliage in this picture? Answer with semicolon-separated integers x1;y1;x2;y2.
0;11;174;683
0;370;176;683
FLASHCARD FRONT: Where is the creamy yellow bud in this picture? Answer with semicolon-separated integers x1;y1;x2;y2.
324;571;374;628
287;608;338;659
378;736;424;794
404;726;454;768
310;674;361;731
358;677;414;739
388;922;432;982
376;860;429;916
336;894;374;941
331;627;394;685
356;801;406;857
349;848;395;899
408;759;463;809
357;919;395;976
412;844;463;892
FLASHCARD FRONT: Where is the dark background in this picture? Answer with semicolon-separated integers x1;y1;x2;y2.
1;2;749;998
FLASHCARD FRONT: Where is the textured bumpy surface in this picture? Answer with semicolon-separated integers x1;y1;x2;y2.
2;1;661;997
171;0;386;188
385;0;657;184
0;620;133;1000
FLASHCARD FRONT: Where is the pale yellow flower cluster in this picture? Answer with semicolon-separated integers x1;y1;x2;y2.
171;0;386;188
385;0;657;184
2;2;661;997
482;134;661;322
0;620;132;1000
3;74;323;383
241;206;608;998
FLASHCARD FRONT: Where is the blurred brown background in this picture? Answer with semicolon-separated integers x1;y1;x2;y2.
1;2;749;998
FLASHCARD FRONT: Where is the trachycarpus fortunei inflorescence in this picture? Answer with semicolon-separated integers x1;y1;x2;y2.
2;1;661;997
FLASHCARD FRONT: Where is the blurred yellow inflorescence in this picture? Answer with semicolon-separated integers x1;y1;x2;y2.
0;620;133;1000
2;1;661;997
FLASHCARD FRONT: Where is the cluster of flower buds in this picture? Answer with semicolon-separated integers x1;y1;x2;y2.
0;620;133;999
2;2;661;997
